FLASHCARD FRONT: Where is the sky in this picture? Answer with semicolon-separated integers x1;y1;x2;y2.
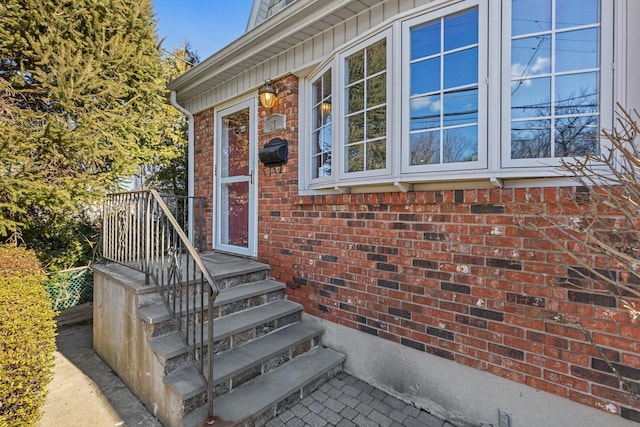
153;0;256;61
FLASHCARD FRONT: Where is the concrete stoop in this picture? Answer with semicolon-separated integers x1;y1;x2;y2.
133;253;345;427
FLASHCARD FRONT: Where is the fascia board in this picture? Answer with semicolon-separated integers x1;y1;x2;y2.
167;0;362;95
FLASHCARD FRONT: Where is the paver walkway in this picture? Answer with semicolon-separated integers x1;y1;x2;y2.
270;372;454;427
41;322;453;427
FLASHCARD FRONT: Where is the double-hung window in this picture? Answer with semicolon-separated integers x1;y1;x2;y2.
303;0;611;191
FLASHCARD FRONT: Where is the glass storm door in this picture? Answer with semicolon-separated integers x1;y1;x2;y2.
215;100;257;257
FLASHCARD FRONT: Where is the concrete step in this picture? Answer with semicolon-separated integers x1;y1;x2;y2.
138;279;286;337
148;300;302;373
182;347;345;427
199;252;271;290
164;322;324;402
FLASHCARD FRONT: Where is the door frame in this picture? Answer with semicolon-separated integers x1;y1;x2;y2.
213;97;258;257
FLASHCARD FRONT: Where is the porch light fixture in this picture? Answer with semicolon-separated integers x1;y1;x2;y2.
258;79;278;109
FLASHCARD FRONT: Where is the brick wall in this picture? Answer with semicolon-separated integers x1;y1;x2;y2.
194;75;640;423
193;107;214;249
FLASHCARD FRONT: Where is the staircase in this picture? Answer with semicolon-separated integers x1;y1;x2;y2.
133;252;344;427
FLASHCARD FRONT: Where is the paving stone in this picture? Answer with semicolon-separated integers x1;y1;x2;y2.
318;382;333;393
417;410;445;427
371;388;387;400
353;380;375;394
276;410;295;422
340;406;359;421
320;407;343;425
352;414;379;427
356;391;374;404
341;384;361;398
329;377;347;390
404;417;430;427
368;409;393;427
324;397;346;413
310;389;330;403
290;403;310;418
383;394;406;410
300;396;315;406
354;401;374;416
389;408;408;423
341;394;361;408
303;411;329;427
402;404;422;417
326;386;344;399
336;419;357;427
308;400;326;414
284;416;306;427
342;375;359;385
390;422;404;427
370;399;393;415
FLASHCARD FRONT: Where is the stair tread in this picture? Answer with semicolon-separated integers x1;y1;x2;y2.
149;300;301;361
165;322;324;399
183;347;345;427
213;347;344;422
138;279;285;325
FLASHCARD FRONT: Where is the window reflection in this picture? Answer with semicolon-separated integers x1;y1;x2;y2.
510;0;601;160
409;7;479;166
344;39;388;173
311;70;332;179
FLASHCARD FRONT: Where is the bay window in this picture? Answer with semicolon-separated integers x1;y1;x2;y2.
303;0;611;191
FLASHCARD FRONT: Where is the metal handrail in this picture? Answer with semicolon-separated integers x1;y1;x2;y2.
102;190;218;421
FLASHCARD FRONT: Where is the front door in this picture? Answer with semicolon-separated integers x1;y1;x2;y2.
214;99;257;257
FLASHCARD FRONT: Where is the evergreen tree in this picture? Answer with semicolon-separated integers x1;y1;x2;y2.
141;43;200;196
0;0;165;239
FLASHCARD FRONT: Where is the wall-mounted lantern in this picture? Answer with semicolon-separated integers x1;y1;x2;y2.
258;79;278;109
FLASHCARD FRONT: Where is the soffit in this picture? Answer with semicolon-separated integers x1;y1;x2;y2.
168;0;381;105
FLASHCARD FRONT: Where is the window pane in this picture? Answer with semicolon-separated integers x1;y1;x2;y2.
410;95;441;131
512;0;551;36
511;35;551;78
443;125;478;163
367;73;386;106
556;29;598;72
347;82;364;114
443;88;477;126
313;152;332;178
557;0;599;29
322;71;332;98
367;106;386;139
555;72;598;115
444;9;478;51
347;144;364;172
444;47;477;89
411;58;440;95
367;139;386;170
511;76;551;119
410;131;440;165
511;119;552;159
313;80;322;105
411;21;440;60
346;50;364;83
368;39;387;75
554;116;599;156
347;114;364;144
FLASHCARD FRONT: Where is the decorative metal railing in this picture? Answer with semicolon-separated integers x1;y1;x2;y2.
102;190;218;420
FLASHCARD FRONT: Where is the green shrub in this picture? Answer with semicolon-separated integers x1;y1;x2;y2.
0;246;56;427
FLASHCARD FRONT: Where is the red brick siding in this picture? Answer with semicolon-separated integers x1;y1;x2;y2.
194;75;640;422
193;107;214;249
